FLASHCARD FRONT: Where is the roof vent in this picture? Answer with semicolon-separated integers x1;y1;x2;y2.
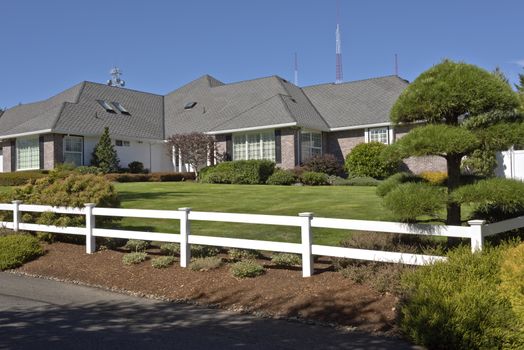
97;100;116;113
184;101;197;110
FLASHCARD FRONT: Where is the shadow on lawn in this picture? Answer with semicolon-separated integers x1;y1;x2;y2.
116;190;193;203
0;298;414;350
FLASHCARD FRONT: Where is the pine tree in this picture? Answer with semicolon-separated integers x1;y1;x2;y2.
515;67;524;92
91;127;120;173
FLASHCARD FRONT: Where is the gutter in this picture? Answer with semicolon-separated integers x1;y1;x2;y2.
205;122;298;135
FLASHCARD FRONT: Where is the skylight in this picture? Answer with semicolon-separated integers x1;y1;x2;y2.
97;100;116;113
112;102;130;115
184;101;197;110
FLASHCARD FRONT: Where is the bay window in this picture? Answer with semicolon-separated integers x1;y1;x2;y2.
16;136;40;170
232;131;275;161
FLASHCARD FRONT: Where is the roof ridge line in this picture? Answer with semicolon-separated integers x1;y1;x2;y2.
302;75;407;89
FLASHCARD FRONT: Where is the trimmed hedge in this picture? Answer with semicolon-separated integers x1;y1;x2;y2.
266;169;296;185
400;245;524;349
0;234;43;270
300;171;329;186
302;154;343;176
345;142;400;179
104;172;196;183
0;171;48;186
499;243;524;332
199;160;275;184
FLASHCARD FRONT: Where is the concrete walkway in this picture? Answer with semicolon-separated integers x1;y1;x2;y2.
0;273;418;350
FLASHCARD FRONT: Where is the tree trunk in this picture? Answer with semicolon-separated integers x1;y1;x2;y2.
446;154;462;224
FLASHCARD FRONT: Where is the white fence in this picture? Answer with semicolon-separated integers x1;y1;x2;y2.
2;201;523;277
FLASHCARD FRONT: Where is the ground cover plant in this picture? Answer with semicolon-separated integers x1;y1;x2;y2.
189;256;223;271
151;256;175;269
122;252;148;265
230;260;265;278
0;233;43;270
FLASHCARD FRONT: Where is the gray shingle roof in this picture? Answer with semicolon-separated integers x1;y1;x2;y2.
302;75;409;129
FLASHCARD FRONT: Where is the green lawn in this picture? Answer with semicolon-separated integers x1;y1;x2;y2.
113;182;397;245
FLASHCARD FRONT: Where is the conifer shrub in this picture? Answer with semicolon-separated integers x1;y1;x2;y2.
499;243;524;334
345;142;400;179
300;171;328;186
128;161;145;174
419;171;448;185
266;169;297;185
0;234;43;270
376;172;423;197
0;171;47;186
91;127;120;173
399;245;524;349
230;260;265;278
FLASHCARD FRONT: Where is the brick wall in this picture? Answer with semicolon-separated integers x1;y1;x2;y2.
279;128;297;169
326;129;365;162
42;134;63;170
2;140;14;172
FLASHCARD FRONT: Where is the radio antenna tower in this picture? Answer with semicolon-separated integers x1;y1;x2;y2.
107;67;126;87
394;54;399;76
294;52;299;86
335;0;343;84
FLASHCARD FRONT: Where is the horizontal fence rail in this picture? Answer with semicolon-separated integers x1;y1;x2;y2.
1;201;523;277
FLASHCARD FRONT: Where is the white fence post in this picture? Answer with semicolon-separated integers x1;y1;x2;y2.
299;212;314;277
468;219;486;253
179;207;191;268
12;200;22;232
85;203;96;254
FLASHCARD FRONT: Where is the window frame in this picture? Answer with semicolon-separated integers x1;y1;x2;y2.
16;136;40;171
63;135;84;167
367;126;390;145
300;130;322;162
232;130;275;162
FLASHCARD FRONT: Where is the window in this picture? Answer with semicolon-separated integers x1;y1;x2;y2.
63;136;83;166
232;131;275;161
16;136;40;170
115;140;130;147
112;102;130;115
184;101;197;110
97;100;116;113
300;131;322;162
368;127;389;144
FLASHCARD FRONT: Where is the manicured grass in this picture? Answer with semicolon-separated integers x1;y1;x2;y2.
113;182;397;245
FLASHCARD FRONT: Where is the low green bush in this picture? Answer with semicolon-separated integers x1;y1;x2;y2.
104;172;195;183
160;243;180;256
124;239;149;252
200;160;275;184
341;262;414;294
0;234;43;270
151;256;175;269
271;253;301;267
300;171;328;186
499;243;524;334
122;252;148;265
150;172;195;182
75;166;103;175
191;245;220;258
376;172;423;197
266;169;296;185
383;182;447;222
230;260;265;278
128;161;145;174
302;154;343;176
399;245;524;349
228;248;262;261
0;171;47;186
189;257;223;271
345;142;400;179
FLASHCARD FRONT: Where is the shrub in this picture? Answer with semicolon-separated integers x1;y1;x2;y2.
419;171;448;185
150;172;195;182
104;172;195;183
499;243;524;332
300;171;328;186
228;248;262;261
399;245;524;349
383;182;447;222
0;234;43;270
105;173;151;183
341;262;414;294
128;161;145;174
0;171;47;186
151;256;175;269
271;253;301;267
376;172;423;197
189;257;223;271
230;260;265;278
160;243;180;256
302;154;343;176
91;127;120;173
199;160;275;184
191;245;220;258
75;166;102;175
266;169;296;185
461;149;498;177
346;176;381;186
344;142;400;179
122;252;148;265
124;239;149;252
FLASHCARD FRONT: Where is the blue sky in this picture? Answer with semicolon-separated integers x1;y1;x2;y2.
1;0;523;108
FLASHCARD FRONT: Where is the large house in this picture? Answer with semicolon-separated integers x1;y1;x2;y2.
0;74;444;173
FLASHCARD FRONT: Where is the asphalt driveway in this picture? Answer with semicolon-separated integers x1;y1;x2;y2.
0;272;418;350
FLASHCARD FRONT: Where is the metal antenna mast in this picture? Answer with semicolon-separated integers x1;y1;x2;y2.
335;0;343;84
294;52;299;86
107;67;126;87
394;54;399;76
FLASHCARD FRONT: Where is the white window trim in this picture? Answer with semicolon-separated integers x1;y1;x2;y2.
366;126;391;145
63;135;84;166
232;130;275;161
16;136;40;171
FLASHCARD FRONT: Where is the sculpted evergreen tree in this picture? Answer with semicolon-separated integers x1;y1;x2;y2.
385;60;524;225
91;127;120;173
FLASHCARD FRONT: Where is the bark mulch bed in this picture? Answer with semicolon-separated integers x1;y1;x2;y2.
16;242;400;335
